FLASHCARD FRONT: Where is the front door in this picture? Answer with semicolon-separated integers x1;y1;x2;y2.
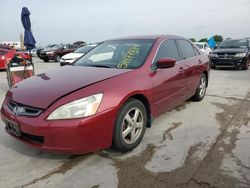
151;39;189;116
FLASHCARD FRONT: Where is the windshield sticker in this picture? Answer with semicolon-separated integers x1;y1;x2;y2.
117;45;140;69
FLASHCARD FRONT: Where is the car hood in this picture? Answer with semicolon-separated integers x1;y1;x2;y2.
9;66;131;109
61;53;83;60
214;48;247;53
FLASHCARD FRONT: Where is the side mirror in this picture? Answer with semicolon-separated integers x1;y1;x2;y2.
156;58;176;69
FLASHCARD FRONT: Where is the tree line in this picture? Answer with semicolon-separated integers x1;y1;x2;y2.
189;35;223;43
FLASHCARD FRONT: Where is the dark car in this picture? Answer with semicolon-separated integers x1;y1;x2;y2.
36;44;56;58
39;44;79;62
1;35;210;154
210;39;250;70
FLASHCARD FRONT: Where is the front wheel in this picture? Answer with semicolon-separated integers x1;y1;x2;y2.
242;59;249;70
43;58;49;62
191;73;207;101
113;98;147;152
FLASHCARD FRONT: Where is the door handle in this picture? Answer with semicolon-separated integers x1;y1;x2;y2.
179;66;184;73
198;60;203;64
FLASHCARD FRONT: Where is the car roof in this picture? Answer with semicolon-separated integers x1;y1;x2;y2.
108;35;186;41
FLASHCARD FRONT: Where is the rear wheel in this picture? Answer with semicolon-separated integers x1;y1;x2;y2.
191;73;207;101
113;98;147;152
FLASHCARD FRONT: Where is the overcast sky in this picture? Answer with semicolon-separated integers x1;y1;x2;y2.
1;0;250;47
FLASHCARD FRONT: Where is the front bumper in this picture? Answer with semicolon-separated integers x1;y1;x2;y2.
210;57;247;68
60;59;75;66
1;99;117;154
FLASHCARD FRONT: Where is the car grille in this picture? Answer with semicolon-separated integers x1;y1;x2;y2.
8;101;43;116
21;132;44;144
217;53;236;59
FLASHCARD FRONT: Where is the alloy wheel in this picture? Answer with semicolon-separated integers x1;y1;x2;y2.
199;76;206;98
121;107;144;144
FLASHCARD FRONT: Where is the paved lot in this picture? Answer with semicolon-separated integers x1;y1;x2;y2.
0;57;250;188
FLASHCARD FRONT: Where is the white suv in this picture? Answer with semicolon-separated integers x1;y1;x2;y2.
194;42;212;56
60;44;98;66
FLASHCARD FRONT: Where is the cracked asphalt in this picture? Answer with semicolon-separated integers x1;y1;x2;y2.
0;57;250;188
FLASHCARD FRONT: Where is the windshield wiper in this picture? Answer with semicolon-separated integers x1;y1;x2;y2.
84;64;116;68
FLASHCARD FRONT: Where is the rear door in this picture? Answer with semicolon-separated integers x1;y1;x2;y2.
176;39;201;96
151;39;188;115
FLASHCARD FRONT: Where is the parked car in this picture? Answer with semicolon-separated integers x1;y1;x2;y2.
39;44;79;62
0;44;13;50
1;35;210;154
60;43;98;66
210;39;250;70
29;49;37;57
0;49;14;70
36;44;56;58
0;49;31;70
194;42;212;56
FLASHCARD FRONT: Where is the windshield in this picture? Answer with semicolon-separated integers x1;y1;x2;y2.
75;45;96;53
195;44;203;49
74;39;155;69
219;39;248;49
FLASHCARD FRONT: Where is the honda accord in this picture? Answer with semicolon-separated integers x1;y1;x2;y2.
1;35;210;154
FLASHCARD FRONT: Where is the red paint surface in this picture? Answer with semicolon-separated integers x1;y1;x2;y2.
1;35;210;154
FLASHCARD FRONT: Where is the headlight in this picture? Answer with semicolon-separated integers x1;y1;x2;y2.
210;53;218;58
47;93;103;120
234;53;246;58
46;51;54;55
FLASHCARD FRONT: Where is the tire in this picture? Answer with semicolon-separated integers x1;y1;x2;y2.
211;65;216;69
6;68;12;87
242;59;249;70
191;73;207;101
43;58;49;62
54;55;60;62
113;98;147;152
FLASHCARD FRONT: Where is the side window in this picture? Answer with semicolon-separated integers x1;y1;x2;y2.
177;40;196;59
193;46;200;56
155;40;180;63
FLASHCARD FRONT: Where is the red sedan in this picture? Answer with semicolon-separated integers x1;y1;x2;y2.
1;35;210;154
0;49;31;70
0;49;15;70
